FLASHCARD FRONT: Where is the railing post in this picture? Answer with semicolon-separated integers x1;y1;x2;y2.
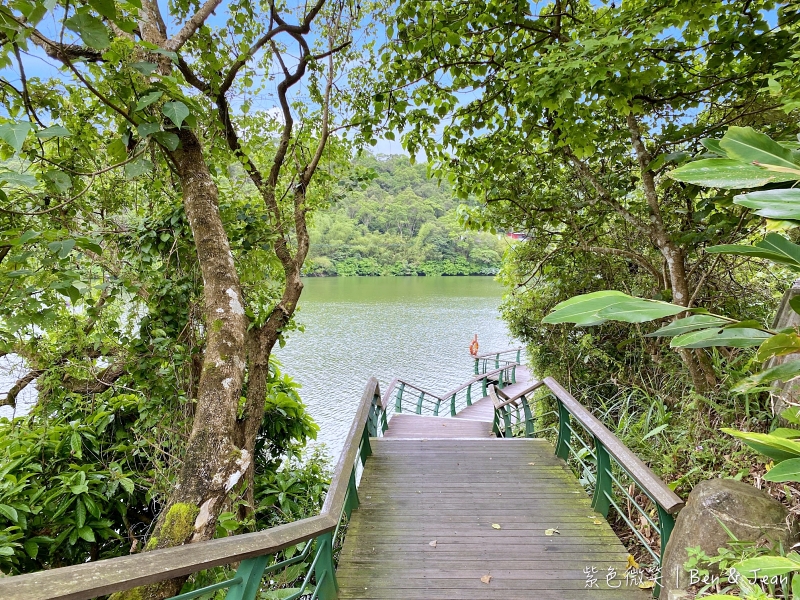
313;532;338;600
511;364;517;384
450;393;457;416
395;382;404;413
466;383;472;406
481;376;487;396
521;395;534;437
591;437;612;518
433;397;441;416
225;555;269;600
344;470;359;519
498;369;504;389
516;348;521;363
359;427;372;463
555;398;571;460
474;357;479;375
655;505;675;598
495;353;499;368
416;391;424;414
502;406;513;437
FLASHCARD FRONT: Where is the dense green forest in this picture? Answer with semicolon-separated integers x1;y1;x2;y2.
305;154;506;276
2;0;800;599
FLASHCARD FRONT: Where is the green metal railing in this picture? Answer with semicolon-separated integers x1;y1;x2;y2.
490;378;683;597
0;379;389;600
473;346;523;375
383;362;518;417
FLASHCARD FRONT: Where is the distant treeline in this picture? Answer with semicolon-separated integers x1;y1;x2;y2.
305;155;506;276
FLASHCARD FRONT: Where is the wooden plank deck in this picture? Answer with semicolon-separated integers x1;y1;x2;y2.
337;432;647;597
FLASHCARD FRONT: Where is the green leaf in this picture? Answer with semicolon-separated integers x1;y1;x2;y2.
70;483;89;495
58;239;76;259
0;170;38;188
35;125;72;139
542;290;632;326
76;498;86;529
70;430;82;458
124;158;153;179
707;234;800;270
756;333;800;362
0;122;32;153
645;315;730;337
671;327;771;349
783;406;800;425
137;122;161;138
735;554;800;578
722;428;800;462
0;547;14;557
733;189;800;221
669;159;797;189
790;296;800;316
76;526;95;543
134;91;163;112
641;424;668;441
88;0;116;19
162;101;189;128
731;359;800;394
64;13;110;50
152;131;179;151
765;457;800;482
130;62;158;75
720;126;800;173
700;138;726;156
44;170;72;193
0;504;18;523
595;298;686;323
119;477;134;494
23;539;38;559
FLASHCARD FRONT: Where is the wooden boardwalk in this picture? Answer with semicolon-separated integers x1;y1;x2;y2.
336;380;647;599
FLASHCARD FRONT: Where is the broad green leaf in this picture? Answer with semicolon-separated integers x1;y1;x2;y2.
734;554;800;578
671;327;771;349
707;234;800;270
76;526;95;543
163;101;189;128
732;359;800;394
756;333;800;362
722;428;800;462
88;0;116;19
783;406;800;425
23;539;38;559
35;125;72;139
0;170;38;188
0;504;18;522
130;62;158;75
134;91;163;112
70;430;82;457
720;126;800;172
44;170;72;193
64;13;110;50
771;428;800;439
119;477;134;494
595;298;685;323
124;158;153;178
733;189;800;221
700;138;725;156
0;548;14;557
790;296;800;316
70;483;89;495
137;122;161;138
0;122;32;153
542;291;629;326
645;315;730;337
765;458;800;482
152;131;179;151
669;159;797;189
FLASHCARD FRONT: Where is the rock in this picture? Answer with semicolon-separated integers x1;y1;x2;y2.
659;478;795;599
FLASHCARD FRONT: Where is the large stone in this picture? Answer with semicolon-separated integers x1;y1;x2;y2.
659;478;794;599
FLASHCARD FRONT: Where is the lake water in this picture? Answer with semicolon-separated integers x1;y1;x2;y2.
0;276;517;462
276;276;516;460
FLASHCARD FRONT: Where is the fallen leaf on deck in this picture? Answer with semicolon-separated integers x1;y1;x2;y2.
593;519;603;525
492;523;501;529
627;555;640;569
639;581;655;590
480;575;492;584
429;540;437;547
544;528;559;536
528;462;535;465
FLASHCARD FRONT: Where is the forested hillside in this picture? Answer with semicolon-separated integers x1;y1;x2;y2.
305;155;506;276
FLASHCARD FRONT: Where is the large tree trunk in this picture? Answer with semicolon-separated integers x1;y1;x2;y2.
112;130;250;600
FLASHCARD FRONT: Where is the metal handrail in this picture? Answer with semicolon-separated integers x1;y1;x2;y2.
473;347;523;375
473;347;523;360
489;377;683;596
383;363;519;417
0;379;389;600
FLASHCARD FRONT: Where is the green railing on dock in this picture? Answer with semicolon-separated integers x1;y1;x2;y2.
383;362;518;417
490;378;684;596
473;346;522;375
0;379;389;600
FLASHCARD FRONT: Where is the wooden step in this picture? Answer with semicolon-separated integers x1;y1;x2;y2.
384;413;494;438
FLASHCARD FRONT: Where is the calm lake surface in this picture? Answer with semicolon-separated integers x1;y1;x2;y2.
276;276;516;461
